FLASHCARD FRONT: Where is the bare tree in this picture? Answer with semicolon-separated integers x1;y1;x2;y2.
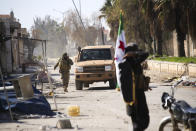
31;16;68;57
64;10;99;48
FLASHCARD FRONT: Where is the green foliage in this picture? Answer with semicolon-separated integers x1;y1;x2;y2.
101;0;196;57
152;57;196;64
100;0;120;40
32;55;42;62
100;0;153;51
154;0;196;57
37;55;42;61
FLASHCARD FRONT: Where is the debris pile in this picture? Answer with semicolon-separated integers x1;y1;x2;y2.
164;76;196;88
0;86;55;116
182;81;196;87
37;71;54;83
163;77;179;83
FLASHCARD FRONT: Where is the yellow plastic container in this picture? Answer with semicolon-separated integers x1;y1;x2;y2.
67;105;80;116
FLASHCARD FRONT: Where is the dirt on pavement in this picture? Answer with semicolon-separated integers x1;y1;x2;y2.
0;58;196;131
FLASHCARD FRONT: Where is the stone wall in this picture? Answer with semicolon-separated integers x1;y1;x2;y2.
147;60;196;77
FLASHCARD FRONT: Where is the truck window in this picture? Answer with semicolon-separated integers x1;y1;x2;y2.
79;49;112;61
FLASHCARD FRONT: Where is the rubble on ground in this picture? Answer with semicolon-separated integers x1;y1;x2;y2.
145;70;196;88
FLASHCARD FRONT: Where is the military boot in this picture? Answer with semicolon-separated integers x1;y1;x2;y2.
64;87;68;92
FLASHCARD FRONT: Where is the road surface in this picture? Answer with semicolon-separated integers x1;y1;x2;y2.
0;58;196;131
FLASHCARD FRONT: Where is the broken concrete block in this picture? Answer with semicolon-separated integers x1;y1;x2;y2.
39;125;46;130
56;119;72;129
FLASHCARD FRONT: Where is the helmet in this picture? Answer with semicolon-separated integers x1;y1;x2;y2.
63;53;68;57
62;53;68;59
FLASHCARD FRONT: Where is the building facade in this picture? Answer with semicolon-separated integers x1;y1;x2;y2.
0;11;28;74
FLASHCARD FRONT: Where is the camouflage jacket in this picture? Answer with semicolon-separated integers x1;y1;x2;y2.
55;57;73;72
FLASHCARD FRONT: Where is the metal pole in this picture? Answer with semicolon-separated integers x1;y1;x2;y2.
42;41;58;110
72;0;85;30
44;41;46;58
42;42;44;62
101;26;105;45
99;17;105;45
79;0;81;17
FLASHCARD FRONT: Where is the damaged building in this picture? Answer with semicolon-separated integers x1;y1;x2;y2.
0;12;54;120
0;11;34;74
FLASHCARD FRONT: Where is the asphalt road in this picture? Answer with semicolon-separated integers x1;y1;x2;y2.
47;58;196;131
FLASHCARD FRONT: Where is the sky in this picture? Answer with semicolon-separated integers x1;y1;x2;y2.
1;0;107;31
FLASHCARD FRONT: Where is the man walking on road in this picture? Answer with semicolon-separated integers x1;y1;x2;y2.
54;53;73;92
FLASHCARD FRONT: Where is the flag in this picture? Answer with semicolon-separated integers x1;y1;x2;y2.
114;13;136;106
115;13;126;89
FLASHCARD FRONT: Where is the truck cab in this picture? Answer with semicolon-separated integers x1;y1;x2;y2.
75;45;116;90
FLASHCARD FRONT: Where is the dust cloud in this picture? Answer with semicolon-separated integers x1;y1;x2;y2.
34;41;77;58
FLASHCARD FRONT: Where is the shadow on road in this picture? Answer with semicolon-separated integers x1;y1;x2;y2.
50;74;60;76
57;95;84;99
87;86;113;90
47;95;84;99
70;73;74;76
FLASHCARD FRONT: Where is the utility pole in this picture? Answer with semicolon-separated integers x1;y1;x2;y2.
98;17;105;45
100;22;105;45
71;0;85;30
79;0;81;18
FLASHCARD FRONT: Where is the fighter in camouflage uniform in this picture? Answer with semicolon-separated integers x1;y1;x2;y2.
54;53;73;92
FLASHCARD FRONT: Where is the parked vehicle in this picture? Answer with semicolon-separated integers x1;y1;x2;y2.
74;45;116;90
159;77;196;131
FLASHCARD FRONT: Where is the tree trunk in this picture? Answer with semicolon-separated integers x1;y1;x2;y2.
175;8;186;57
176;32;186;57
157;39;163;56
155;22;163;56
155;36;162;56
147;42;153;54
187;8;190;57
176;23;186;57
153;38;156;54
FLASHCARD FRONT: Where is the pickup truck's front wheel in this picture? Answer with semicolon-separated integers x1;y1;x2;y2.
109;79;116;89
84;83;89;87
75;80;83;90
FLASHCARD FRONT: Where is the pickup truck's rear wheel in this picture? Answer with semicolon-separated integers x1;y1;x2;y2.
109;79;117;89
75;80;83;90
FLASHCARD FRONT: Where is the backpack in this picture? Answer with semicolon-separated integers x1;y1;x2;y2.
137;73;150;91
